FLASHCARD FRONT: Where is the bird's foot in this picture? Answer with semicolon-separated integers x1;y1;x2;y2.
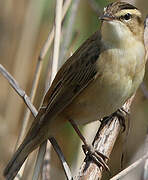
69;118;110;171
113;108;129;132
100;108;129;132
82;143;110;171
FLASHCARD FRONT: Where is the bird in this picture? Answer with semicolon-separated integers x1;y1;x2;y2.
4;1;146;179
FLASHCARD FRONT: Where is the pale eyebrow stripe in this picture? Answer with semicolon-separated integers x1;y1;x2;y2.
115;9;141;17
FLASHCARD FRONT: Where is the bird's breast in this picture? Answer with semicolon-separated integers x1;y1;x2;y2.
64;42;145;125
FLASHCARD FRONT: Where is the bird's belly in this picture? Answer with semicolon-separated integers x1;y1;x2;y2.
64;73;132;125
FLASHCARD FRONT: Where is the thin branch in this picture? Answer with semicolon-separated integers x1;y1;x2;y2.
0;64;37;117
0;64;72;180
59;0;80;67
17;59;43;145
76;96;135;180
39;0;72;60
32;141;47;180
0;63;38;179
42;142;51;180
35;0;66;179
51;0;63;82
50;138;73;180
110;152;148;180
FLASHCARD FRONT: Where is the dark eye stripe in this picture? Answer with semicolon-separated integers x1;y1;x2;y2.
119;4;137;10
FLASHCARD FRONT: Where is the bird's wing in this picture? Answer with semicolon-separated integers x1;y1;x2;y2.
42;31;102;120
28;31;103;136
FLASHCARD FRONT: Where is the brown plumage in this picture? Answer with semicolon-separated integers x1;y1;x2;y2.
104;1;137;15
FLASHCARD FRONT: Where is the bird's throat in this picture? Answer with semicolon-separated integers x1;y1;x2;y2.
101;20;134;48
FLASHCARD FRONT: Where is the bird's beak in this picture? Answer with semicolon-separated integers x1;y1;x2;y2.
99;13;114;21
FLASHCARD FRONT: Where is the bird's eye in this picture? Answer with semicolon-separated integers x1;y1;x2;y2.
122;13;132;21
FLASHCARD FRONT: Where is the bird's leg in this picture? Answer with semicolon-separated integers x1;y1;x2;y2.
68;118;109;171
100;108;129;132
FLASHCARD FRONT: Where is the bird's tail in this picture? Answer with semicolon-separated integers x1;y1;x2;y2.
4;108;46;180
4;138;35;180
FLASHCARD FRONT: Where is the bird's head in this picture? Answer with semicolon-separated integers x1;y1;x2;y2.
100;2;144;46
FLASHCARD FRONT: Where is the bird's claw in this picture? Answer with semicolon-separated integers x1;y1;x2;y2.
113;108;129;132
82;144;110;171
100;108;129;132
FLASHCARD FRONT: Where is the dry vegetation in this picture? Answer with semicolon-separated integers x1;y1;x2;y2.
0;0;148;179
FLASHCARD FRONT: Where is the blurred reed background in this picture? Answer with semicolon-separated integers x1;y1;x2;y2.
0;0;148;179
